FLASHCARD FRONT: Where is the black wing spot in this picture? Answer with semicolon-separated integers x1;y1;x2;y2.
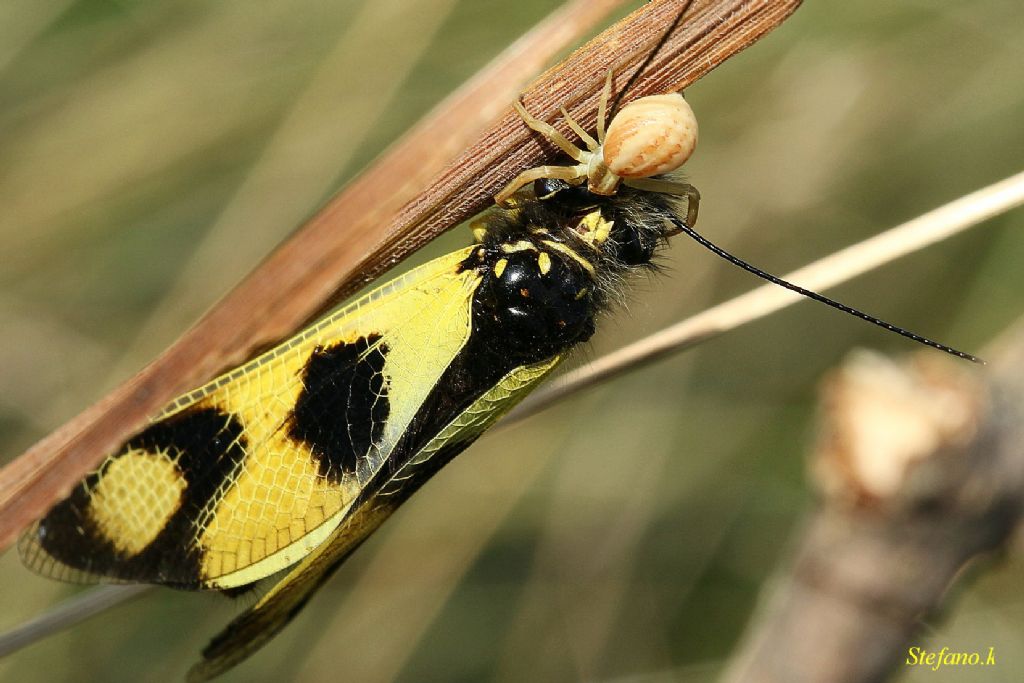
33;406;247;587
288;335;390;484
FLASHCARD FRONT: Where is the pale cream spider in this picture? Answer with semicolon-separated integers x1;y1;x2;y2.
495;72;700;228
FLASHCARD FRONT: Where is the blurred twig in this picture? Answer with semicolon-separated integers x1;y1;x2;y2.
720;323;1024;683
0;0;801;553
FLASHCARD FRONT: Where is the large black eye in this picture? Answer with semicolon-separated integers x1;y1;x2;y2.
533;179;596;210
533;178;570;199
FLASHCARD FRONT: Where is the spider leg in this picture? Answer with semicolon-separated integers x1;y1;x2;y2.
596;70;613;144
560;107;598;152
624;178;700;226
513;101;587;162
495;164;587;206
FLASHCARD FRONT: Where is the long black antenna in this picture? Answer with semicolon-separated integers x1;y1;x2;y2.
667;216;984;364
594;0;977;363
610;0;695;115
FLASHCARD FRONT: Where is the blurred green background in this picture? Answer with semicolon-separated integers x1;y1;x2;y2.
1;0;1022;681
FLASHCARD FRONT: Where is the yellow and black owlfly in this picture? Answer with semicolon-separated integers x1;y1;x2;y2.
16;67;710;678
14;16;983;683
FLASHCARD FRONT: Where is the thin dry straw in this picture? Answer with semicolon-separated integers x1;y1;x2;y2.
508;169;1024;423
0;585;151;657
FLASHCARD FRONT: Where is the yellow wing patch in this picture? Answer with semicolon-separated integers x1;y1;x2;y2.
88;448;186;556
